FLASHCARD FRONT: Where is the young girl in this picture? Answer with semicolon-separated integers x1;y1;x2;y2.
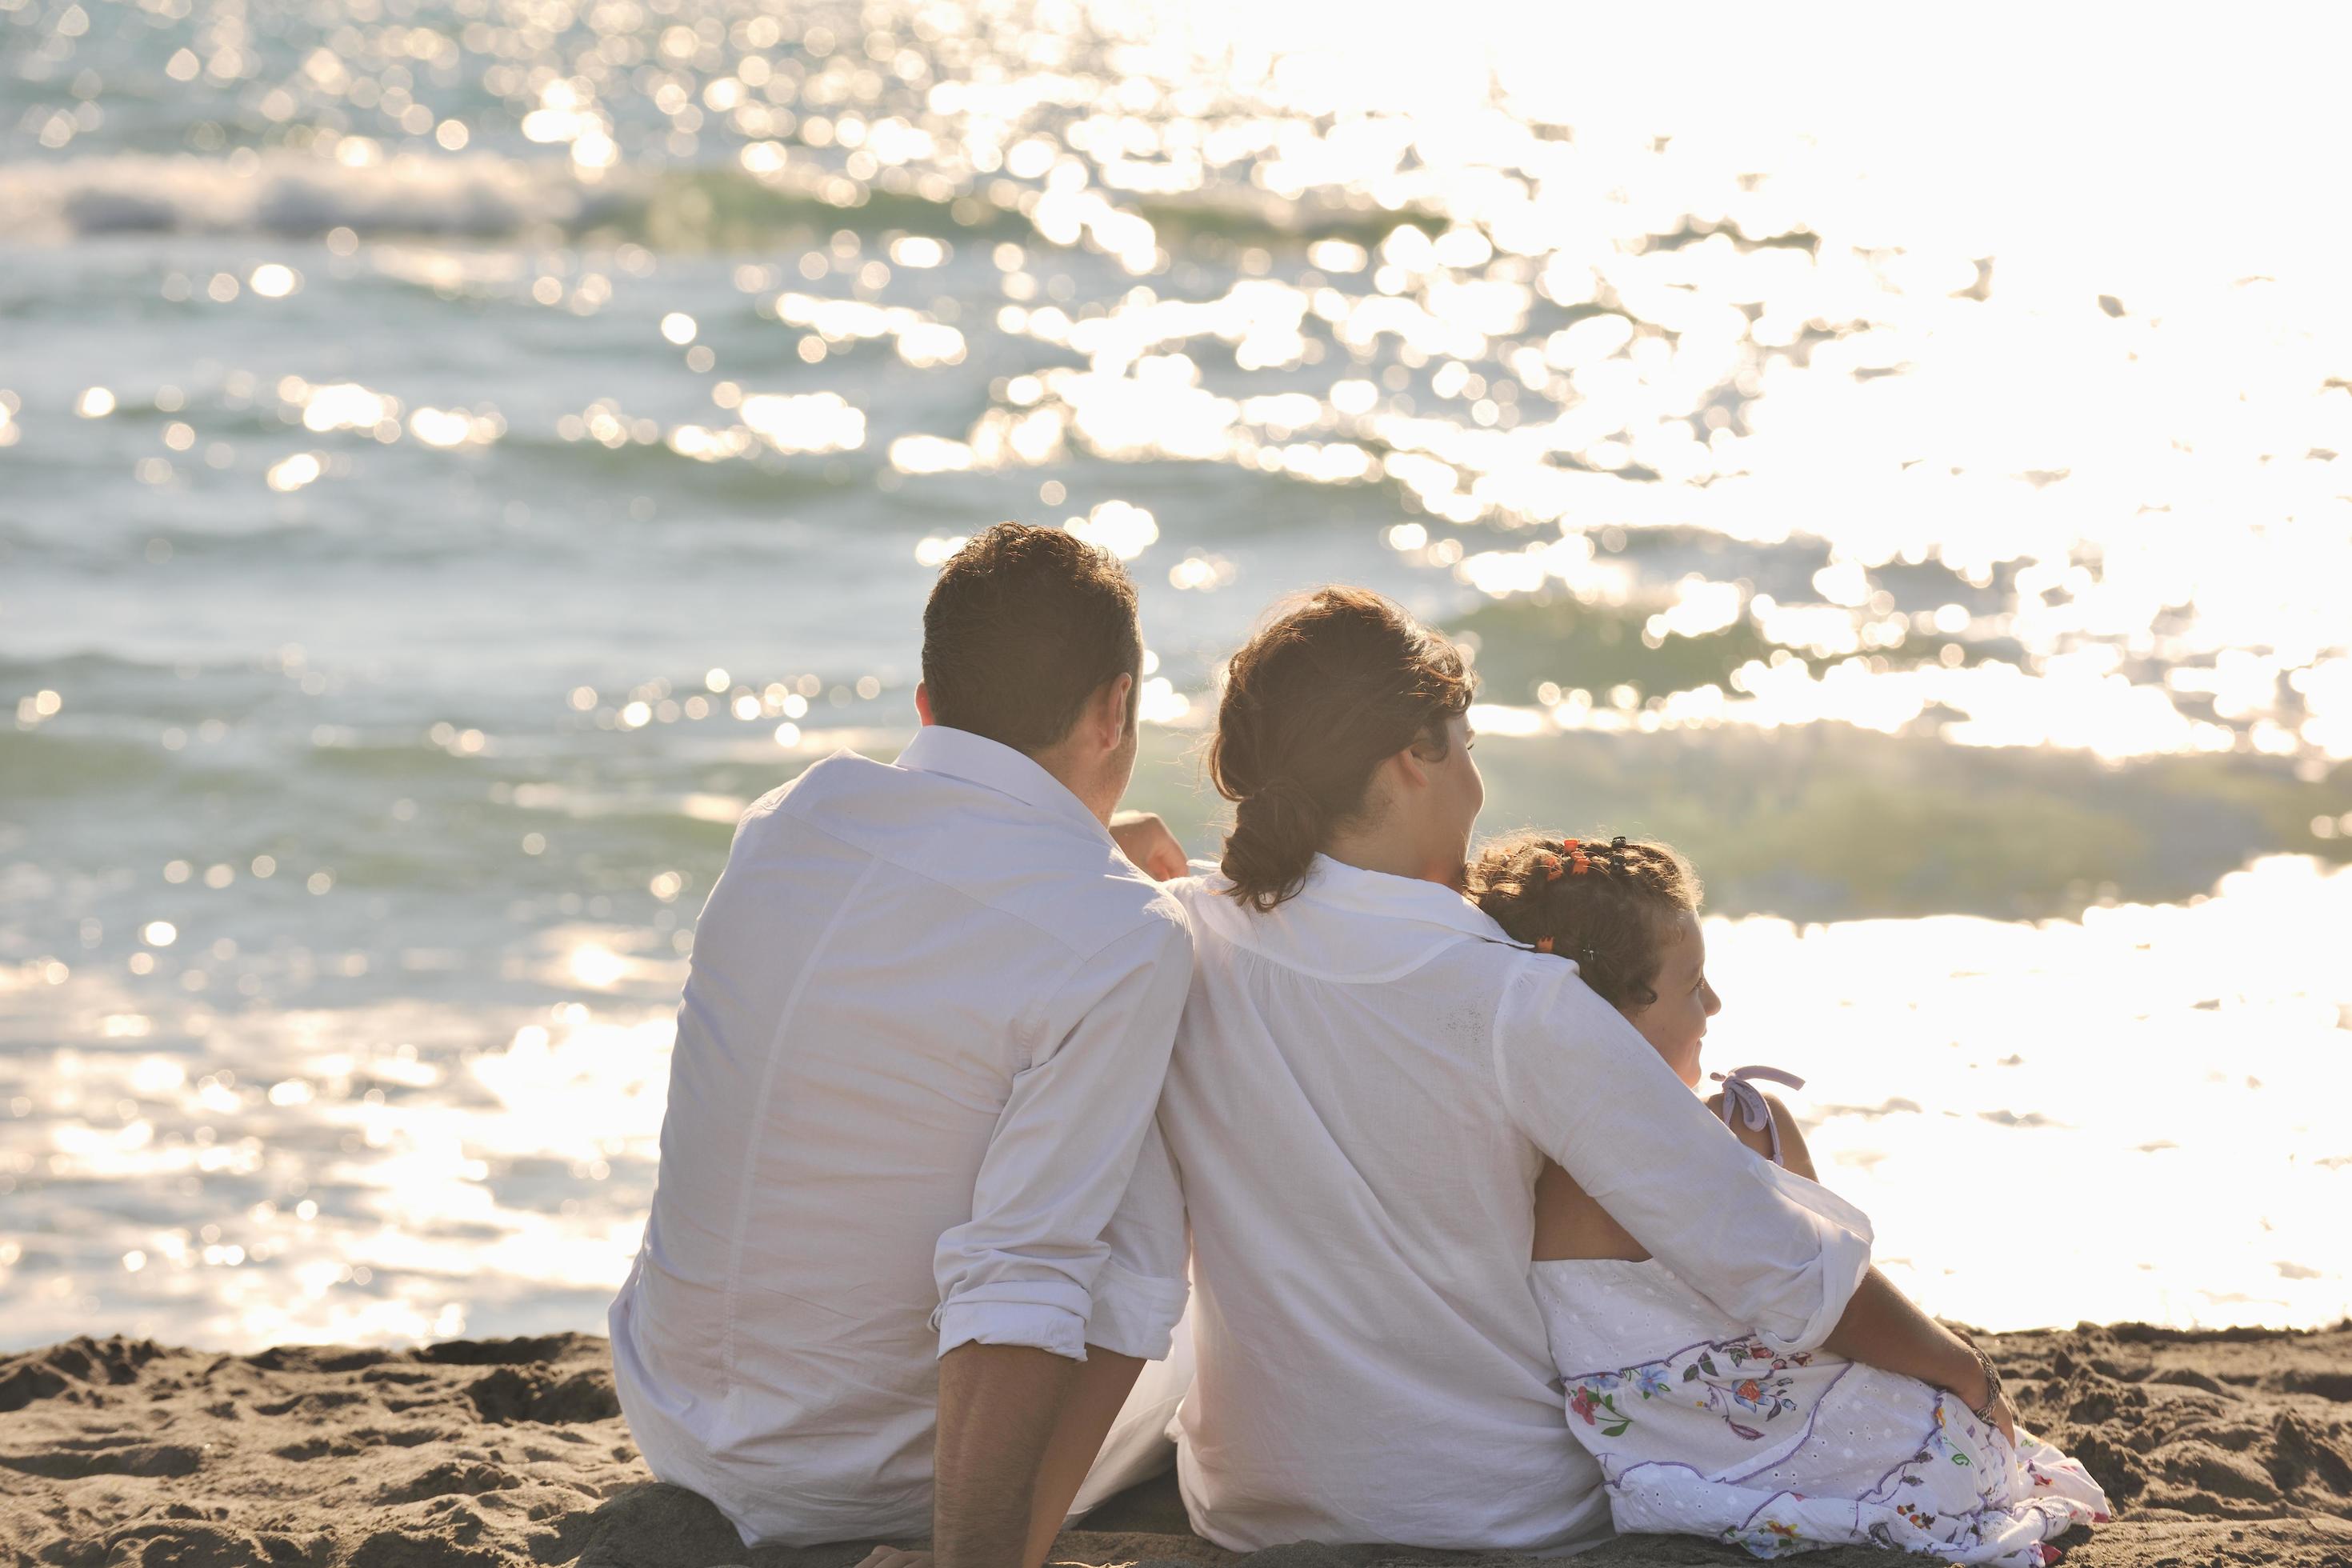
1470;834;2110;1566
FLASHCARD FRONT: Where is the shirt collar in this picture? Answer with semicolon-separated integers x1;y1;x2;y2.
1184;852;1510;982
895;724;1111;844
1293;853;1506;942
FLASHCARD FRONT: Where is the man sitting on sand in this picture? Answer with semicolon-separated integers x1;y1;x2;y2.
609;523;1194;1567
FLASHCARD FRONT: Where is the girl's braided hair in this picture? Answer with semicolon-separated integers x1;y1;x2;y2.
1466;833;1702;1010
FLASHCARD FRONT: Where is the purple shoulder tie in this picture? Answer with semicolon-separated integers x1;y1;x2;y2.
1710;1065;1806;1167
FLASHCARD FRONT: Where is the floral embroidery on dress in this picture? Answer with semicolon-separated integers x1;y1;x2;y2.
1536;1252;2111;1568
1569;1337;1815;1444
1568;1380;1635;1438
1679;1339;1807;1439
1533;1085;2110;1568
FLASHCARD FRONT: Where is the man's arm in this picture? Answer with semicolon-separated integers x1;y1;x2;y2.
866;1345;1149;1568
929;918;1192;1568
933;1343;1082;1568
1018;1113;1188;1565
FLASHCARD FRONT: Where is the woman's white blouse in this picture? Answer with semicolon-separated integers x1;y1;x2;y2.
1142;857;1874;1554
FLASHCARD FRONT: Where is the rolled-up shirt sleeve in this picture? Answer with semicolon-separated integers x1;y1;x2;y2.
933;914;1193;1362
1491;962;1873;1351
1084;1114;1190;1360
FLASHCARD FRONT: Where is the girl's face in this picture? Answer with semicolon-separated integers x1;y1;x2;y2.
1621;908;1721;1087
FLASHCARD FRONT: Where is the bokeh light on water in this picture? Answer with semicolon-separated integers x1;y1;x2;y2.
2;2;2349;1347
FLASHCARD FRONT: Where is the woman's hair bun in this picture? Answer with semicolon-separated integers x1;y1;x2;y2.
1210;587;1474;911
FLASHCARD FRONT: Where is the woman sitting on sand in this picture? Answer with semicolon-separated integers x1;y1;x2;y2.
1469;833;2111;1565
1118;586;2056;1555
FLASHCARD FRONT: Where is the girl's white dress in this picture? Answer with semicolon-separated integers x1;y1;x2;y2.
1534;1073;2111;1565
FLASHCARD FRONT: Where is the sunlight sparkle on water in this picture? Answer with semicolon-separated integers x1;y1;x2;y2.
2;858;2343;1350
6;0;2351;1352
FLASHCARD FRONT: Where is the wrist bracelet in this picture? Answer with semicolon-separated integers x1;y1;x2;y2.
1968;1344;2004;1425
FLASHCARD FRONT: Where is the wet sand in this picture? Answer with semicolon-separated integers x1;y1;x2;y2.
4;1324;2349;1567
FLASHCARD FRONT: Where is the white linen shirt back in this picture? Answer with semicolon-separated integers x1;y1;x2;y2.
610;726;1191;1548
1150;858;1872;1555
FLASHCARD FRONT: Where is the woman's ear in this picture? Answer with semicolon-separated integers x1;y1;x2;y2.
1387;739;1432;791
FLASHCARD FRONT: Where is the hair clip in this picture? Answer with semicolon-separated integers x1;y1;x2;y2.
1534;935;1554;954
1569;845;1592;876
1610;835;1627;851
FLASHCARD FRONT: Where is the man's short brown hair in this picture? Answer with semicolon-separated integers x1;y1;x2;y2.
921;522;1142;755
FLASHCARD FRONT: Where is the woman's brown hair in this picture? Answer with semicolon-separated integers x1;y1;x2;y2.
1210;586;1475;910
1468;834;1702;1009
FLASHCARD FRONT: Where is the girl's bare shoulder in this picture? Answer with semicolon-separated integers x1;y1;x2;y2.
1706;1088;1782;1164
1706;1089;1818;1179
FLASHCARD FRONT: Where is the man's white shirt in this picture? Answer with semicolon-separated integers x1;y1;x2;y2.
609;725;1191;1547
1127;856;1874;1554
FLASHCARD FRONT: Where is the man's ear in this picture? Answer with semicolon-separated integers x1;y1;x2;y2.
1097;672;1135;751
914;682;935;726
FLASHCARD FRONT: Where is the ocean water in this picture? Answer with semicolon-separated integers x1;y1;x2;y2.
3;1;2349;1350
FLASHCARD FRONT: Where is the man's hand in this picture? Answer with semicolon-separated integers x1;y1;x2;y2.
1108;811;1186;881
855;1550;931;1568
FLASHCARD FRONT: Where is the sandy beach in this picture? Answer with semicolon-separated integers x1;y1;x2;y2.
4;1323;2347;1568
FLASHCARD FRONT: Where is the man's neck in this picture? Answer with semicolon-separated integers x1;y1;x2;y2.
1025;742;1114;826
